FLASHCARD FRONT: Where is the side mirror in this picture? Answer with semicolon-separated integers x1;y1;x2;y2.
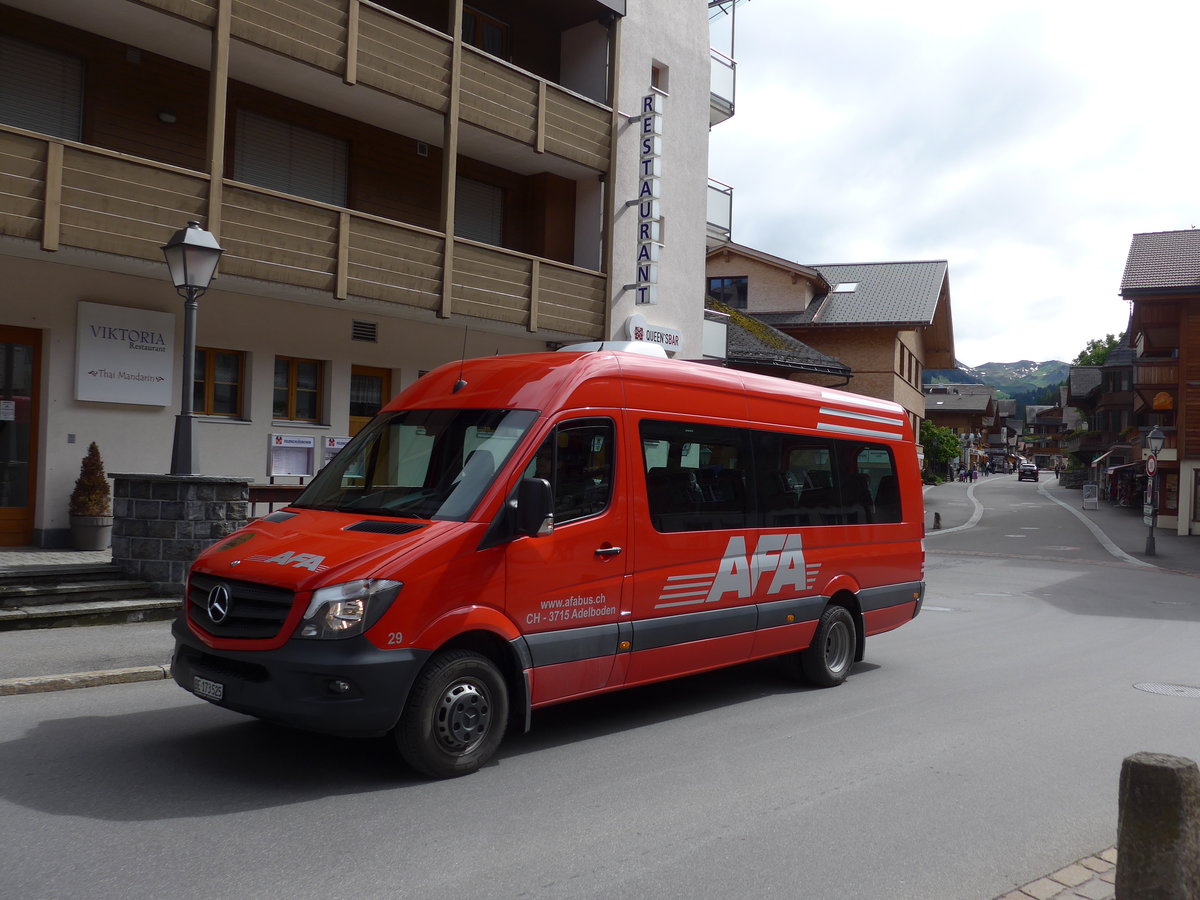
515;477;554;537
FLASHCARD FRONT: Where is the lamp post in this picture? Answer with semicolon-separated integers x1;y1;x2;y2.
1144;425;1165;556
161;221;224;476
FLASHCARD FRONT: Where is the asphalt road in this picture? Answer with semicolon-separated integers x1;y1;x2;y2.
2;475;1198;900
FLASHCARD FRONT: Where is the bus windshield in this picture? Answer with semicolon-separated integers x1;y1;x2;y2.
293;408;538;520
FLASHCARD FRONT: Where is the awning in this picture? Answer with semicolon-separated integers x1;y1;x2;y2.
1091;449;1115;466
1105;462;1141;474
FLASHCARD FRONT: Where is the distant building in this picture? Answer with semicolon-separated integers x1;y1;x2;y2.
1120;229;1200;536
922;383;998;470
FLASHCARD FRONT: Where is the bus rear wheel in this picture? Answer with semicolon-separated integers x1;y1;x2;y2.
396;649;509;778
799;605;856;687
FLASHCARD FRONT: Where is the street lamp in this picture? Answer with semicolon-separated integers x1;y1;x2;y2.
1144;425;1165;556
161;221;224;476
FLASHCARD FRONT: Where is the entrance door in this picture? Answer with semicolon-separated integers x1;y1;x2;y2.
0;326;40;546
349;366;391;436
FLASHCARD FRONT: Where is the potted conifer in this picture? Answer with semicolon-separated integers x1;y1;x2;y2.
68;441;113;551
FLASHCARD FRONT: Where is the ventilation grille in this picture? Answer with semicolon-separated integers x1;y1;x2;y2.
352;320;378;342
261;511;297;523
344;521;427;535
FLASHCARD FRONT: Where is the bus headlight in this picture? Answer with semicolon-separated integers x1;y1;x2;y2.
296;580;403;640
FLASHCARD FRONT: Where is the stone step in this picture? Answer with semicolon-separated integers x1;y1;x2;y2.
0;577;161;609
0;598;182;631
0;563;123;585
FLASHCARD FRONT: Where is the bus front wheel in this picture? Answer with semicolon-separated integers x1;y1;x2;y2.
396;649;509;778
799;605;857;687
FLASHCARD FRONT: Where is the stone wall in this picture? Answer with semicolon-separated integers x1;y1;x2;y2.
111;474;250;596
1061;470;1088;489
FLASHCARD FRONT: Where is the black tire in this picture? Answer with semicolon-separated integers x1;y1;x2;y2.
396;649;509;778
798;605;857;687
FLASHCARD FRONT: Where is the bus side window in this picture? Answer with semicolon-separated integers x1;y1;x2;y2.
527;419;615;525
856;445;901;523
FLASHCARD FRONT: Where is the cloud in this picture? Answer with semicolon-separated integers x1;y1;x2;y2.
710;0;1196;366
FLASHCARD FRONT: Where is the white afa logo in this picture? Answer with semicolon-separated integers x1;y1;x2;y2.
656;533;821;609
248;551;328;573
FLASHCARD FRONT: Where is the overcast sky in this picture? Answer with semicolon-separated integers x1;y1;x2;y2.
707;0;1199;368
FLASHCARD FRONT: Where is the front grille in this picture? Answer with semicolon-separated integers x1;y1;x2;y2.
176;644;270;683
188;573;295;640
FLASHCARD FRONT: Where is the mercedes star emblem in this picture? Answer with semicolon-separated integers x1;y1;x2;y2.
206;584;232;624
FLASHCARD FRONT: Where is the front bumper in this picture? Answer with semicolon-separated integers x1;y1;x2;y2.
172;618;429;737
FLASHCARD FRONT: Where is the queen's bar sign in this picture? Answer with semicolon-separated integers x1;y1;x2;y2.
75;301;174;405
636;91;664;305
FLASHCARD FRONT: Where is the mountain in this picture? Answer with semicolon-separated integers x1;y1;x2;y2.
926;359;1069;398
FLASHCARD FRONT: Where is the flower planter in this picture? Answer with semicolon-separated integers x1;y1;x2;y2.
70;515;114;551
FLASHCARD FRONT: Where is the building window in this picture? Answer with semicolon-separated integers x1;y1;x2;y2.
707;276;748;309
462;6;510;58
194;348;245;417
0;37;83;141
235;110;348;207
651;64;669;93
274;357;323;422
455;176;504;245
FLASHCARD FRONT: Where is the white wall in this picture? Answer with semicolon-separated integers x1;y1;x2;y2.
608;0;711;357
3;253;545;536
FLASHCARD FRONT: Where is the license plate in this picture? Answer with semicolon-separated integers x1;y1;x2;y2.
193;676;224;702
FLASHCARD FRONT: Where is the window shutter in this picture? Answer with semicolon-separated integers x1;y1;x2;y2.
0;37;83;140
235;110;348;207
454;176;504;245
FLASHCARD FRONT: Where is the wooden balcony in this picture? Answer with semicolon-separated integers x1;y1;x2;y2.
133;0;612;173
0;127;606;337
1134;360;1178;389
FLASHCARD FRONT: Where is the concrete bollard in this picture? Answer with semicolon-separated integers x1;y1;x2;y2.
933;512;941;530
1116;751;1200;899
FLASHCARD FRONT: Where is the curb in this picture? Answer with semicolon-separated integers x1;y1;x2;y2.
0;664;173;696
994;847;1117;900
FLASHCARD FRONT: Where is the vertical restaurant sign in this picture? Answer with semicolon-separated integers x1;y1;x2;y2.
75;301;174;406
636;92;663;305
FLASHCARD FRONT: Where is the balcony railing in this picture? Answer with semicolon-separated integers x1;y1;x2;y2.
706;178;733;248
0;126;606;338
1134;360;1178;388
129;0;612;173
710;47;736;126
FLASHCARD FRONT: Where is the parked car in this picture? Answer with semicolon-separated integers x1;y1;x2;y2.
1018;462;1039;482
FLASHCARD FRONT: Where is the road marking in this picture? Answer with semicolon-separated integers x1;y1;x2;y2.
925;482;985;536
1037;481;1155;569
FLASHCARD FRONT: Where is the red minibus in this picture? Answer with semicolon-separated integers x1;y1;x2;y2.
173;345;924;777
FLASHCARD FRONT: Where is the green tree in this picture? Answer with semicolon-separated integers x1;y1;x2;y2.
920;421;961;479
1073;333;1124;366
